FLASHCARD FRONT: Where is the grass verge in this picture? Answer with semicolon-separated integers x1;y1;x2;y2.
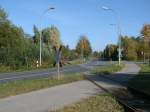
92;64;124;75
128;64;150;95
0;65;51;73
0;73;84;98
69;59;83;65
55;94;124;112
139;64;150;73
0;59;85;73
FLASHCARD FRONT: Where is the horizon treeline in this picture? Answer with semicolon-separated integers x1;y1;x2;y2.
103;24;150;61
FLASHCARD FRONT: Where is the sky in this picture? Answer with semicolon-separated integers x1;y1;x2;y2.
0;0;150;51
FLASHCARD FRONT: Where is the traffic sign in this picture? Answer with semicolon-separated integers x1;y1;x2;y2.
53;45;63;79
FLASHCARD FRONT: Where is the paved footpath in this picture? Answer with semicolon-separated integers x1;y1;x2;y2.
103;61;141;85
86;62;141;93
116;61;141;74
0;80;103;112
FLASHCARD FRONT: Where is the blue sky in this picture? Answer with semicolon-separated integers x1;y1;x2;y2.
0;0;150;51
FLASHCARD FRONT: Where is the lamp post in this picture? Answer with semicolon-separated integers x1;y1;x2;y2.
39;7;55;66
141;51;145;63
102;6;122;65
141;35;150;65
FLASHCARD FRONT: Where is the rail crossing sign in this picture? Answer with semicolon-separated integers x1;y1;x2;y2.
53;45;62;79
53;45;62;67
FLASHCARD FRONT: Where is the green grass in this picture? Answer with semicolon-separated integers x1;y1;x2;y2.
0;73;84;98
69;59;83;65
0;65;12;73
0;59;86;73
128;64;150;95
0;64;52;73
139;64;150;73
55;94;124;112
92;64;124;75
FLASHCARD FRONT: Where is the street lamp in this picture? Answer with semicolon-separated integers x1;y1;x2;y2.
102;6;111;10
39;7;55;66
141;35;150;65
102;6;122;65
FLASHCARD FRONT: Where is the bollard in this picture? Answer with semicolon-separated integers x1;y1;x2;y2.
36;60;39;68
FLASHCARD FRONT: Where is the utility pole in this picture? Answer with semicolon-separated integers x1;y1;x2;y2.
102;6;122;65
141;35;150;65
39;7;55;66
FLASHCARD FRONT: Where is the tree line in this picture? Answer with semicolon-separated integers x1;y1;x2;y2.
0;7;92;70
103;24;150;61
2;5;149;71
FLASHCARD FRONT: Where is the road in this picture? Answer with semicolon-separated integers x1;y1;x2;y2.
0;61;109;83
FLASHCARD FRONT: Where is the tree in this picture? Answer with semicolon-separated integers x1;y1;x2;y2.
141;24;150;53
0;7;8;20
140;24;150;61
76;35;92;58
33;25;40;44
121;36;138;60
0;21;26;67
42;26;61;49
103;44;118;60
61;45;70;60
93;51;102;59
61;45;78;60
141;24;150;44
0;7;60;70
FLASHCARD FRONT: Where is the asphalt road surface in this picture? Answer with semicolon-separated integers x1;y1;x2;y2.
0;61;110;83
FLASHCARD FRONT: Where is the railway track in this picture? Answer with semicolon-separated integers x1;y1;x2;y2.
85;74;150;112
115;91;150;112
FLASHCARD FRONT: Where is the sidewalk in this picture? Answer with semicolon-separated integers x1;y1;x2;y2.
86;62;141;92
101;62;141;85
116;61;140;74
0;80;103;112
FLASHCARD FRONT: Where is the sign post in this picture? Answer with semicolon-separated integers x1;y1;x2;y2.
53;46;62;80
